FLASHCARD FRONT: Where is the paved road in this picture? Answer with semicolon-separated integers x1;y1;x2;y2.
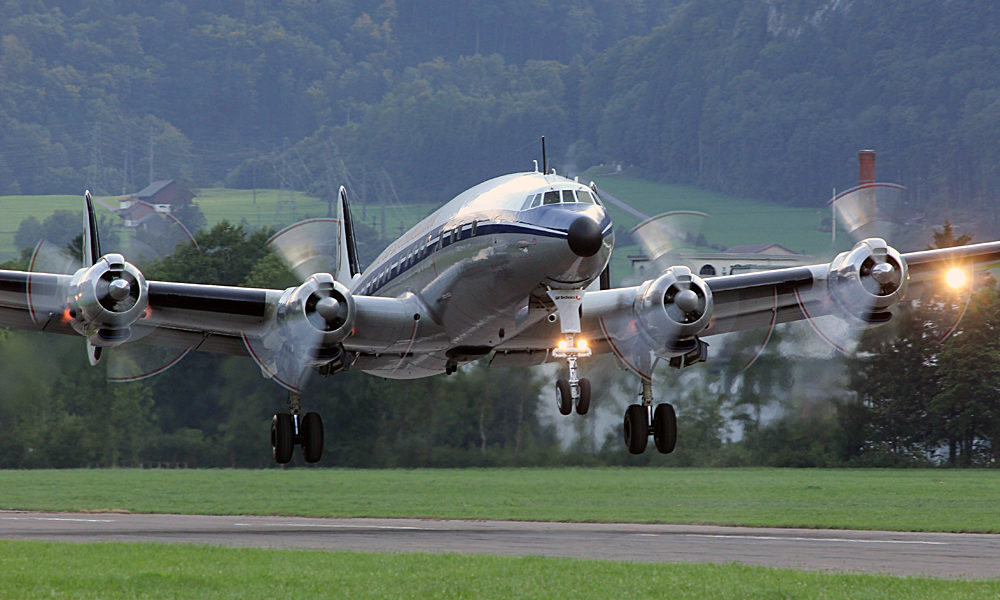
2;511;998;579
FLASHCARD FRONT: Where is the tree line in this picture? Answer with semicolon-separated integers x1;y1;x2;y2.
0;218;996;468
4;1;1000;239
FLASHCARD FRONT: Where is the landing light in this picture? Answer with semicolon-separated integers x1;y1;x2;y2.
945;267;967;290
576;338;588;350
557;339;568;350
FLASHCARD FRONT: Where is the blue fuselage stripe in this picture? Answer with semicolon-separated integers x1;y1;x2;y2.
354;221;568;296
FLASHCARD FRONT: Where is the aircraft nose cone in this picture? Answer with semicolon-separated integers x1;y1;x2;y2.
567;216;603;257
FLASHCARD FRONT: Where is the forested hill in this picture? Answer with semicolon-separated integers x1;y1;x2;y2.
3;0;1000;224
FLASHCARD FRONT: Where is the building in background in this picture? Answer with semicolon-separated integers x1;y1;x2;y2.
120;180;194;227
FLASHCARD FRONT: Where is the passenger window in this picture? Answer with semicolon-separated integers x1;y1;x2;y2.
543;191;560;205
561;190;575;203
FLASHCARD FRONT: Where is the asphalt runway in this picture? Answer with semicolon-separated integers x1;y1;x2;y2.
2;511;999;579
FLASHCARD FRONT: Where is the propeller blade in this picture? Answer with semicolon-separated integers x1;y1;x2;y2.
26;240;78;324
267;218;342;282
832;183;906;244
106;341;195;382
631;211;710;273
242;328;324;394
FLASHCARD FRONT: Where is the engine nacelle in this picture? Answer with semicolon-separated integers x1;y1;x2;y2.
634;266;714;357
275;273;356;366
67;253;149;347
828;238;908;324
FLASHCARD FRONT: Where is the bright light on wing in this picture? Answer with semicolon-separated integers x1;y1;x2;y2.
945;267;968;290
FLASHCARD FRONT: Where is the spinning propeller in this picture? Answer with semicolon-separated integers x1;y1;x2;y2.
26;194;200;381
242;187;361;392
796;183;971;353
604;179;970;383
591;211;716;382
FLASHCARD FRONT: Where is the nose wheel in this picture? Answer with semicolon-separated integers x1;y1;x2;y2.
556;376;591;415
552;331;593;417
270;392;325;464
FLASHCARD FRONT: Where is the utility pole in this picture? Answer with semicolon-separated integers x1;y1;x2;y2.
89;123;101;193
121;125;131;195
148;126;154;185
831;187;837;245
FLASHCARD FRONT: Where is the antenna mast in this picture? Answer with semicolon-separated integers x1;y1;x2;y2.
541;136;547;175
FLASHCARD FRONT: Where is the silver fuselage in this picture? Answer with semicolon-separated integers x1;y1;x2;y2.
350;172;613;378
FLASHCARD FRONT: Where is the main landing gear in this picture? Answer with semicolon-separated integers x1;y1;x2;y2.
623;379;677;455
271;391;324;464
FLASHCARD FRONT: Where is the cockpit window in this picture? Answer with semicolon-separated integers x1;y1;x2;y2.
562;190;577;204
576;190;596;204
543;191;561;205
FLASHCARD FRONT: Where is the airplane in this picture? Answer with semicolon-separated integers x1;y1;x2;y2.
2;164;999;464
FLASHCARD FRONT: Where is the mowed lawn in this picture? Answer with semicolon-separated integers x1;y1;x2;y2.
587;174;849;284
1;468;998;533
2;540;998;599
0;189;438;261
0;194;117;260
591;175;839;256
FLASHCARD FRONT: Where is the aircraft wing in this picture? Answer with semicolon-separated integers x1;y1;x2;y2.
573;239;1000;375
704;239;1000;336
0;264;433;389
0;270;272;355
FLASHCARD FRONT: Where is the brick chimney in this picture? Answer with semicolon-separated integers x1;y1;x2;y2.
858;149;876;185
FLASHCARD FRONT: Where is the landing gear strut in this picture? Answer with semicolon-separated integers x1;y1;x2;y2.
553;333;592;415
270;391;324;464
548;290;593;416
623;379;676;455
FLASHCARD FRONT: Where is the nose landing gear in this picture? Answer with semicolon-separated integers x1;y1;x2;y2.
548;290;594;417
553;333;592;415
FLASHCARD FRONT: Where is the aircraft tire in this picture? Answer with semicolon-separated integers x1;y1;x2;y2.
301;412;324;464
576;378;591;415
271;413;294;464
623;404;648;454
556;379;573;415
652;403;677;454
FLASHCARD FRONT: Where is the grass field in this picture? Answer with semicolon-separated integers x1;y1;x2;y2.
1;468;998;533
587;174;847;283
0;194;112;260
3;176;837;277
2;540;998;599
0;188;438;261
591;175;839;255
